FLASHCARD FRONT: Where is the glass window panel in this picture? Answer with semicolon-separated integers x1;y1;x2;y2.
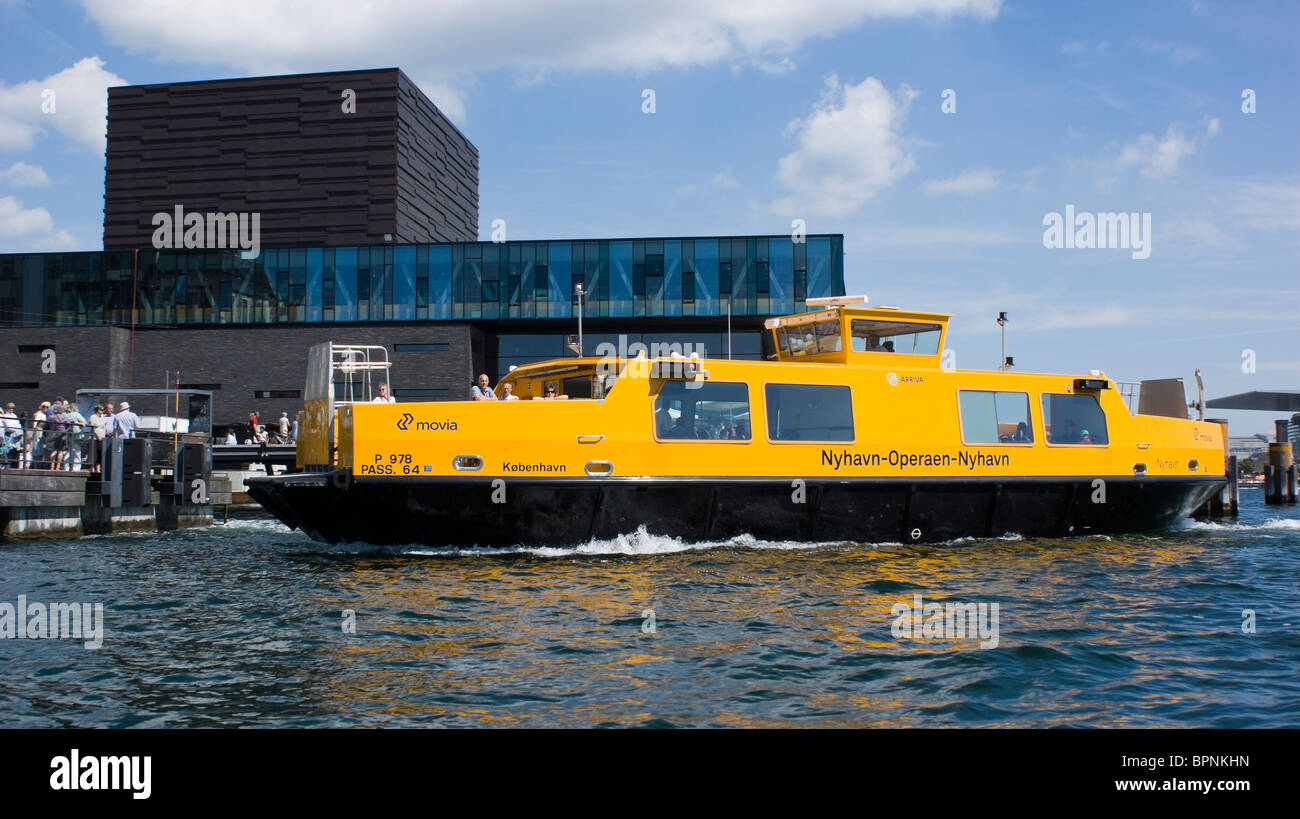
334;247;357;321
498;334;564;358
777;319;841;357
548;242;571;318
850;320;942;355
958;391;998;444
394;245;416;321
1041;394;1108;445
768;240;793;314
730;331;762;359
766;383;854;442
693;239;718;315
290;249;306;286
306;248;323;322
654;381;750;441
663;240;681;317
430;245;451;319
807;236;831;299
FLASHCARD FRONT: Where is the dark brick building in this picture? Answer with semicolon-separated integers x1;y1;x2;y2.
103;68;478;250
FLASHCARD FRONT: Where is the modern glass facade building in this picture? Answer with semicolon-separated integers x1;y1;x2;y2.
0;235;843;420
0;235;842;329
0;71;846;424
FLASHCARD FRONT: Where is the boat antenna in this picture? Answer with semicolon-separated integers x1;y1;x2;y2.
997;311;1009;370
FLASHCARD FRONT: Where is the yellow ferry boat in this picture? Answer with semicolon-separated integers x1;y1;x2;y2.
247;296;1227;546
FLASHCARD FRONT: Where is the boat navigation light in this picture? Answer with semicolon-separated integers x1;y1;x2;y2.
806;294;868;307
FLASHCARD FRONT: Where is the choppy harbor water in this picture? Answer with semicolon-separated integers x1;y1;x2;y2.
2;488;1298;728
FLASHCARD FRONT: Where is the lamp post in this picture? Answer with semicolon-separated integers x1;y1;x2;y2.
997;311;1009;371
574;282;585;357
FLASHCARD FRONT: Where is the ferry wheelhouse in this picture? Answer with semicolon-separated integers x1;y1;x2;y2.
247;297;1226;546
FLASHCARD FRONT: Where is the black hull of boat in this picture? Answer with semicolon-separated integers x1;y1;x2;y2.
246;472;1223;548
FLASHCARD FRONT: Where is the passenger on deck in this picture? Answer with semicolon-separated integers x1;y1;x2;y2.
372;383;395;403
501;382;520;401
470;374;497;401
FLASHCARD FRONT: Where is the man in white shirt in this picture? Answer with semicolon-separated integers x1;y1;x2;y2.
470;374;496;401
372;383;395;403
501;383;520;401
113;402;140;439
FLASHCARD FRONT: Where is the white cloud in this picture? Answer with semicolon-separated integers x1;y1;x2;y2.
920;167;997;195
413;79;467;125
851;224;1018;246
0;57;127;153
675;171;743;196
1235;182;1300;233
0;161;51;187
1117;128;1195;178
1162;213;1232;248
772;74;917;218
757;57;797;74
710;172;740;189
0;195;77;249
1136;39;1208;65
1115;119;1218;179
80;0;1001;119
1062;40;1108;56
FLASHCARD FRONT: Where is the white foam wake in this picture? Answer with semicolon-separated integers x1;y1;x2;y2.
398;525;846;558
1175;516;1300;533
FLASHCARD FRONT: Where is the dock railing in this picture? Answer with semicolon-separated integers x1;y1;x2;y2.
1;417;96;472
0;418;208;476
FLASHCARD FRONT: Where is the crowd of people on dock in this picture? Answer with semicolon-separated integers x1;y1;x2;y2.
0;398;141;470
219;411;298;450
0;397;304;471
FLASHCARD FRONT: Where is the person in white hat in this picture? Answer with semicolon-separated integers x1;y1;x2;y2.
113;401;140;439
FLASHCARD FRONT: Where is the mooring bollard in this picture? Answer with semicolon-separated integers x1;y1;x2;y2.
1264;439;1296;506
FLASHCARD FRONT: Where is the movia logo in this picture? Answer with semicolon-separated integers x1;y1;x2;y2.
396;412;458;431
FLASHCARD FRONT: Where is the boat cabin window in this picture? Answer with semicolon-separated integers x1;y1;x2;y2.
958;391;1034;445
1041;393;1109;445
564;375;592;399
654;381;751;441
765;384;854;442
774;319;842;358
850;319;942;355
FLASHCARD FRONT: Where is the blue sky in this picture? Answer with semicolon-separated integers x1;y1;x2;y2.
0;0;1296;434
